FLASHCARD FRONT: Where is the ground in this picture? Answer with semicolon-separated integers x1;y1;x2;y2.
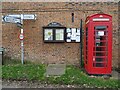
2;59;120;89
2;79;85;88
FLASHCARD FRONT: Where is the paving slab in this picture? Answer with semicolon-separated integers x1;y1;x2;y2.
112;70;120;80
46;64;66;76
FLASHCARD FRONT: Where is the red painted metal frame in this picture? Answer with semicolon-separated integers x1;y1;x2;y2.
84;13;112;75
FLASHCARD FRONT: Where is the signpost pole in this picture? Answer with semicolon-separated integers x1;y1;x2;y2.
21;36;24;64
20;14;24;64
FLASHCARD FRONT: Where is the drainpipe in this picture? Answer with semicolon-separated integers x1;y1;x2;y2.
80;19;83;68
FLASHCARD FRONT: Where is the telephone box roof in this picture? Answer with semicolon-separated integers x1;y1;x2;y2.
85;13;112;22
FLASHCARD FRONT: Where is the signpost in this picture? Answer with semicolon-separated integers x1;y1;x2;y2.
2;14;37;64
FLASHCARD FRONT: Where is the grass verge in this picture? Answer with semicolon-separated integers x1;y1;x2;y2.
2;64;120;88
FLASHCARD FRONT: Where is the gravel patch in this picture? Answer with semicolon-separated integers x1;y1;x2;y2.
2;79;84;88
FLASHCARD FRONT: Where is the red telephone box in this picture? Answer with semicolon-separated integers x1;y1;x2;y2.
84;13;112;75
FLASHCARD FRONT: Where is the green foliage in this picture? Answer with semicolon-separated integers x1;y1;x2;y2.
2;64;120;88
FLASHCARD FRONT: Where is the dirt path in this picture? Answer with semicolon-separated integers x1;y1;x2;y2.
2;79;84;88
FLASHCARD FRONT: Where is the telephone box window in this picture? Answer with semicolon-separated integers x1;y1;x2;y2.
95;26;107;30
43;22;66;42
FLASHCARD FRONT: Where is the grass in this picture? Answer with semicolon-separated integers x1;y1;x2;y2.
2;64;46;81
2;63;120;88
3;56;32;65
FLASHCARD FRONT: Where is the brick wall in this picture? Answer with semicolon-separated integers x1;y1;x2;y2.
2;2;119;67
118;2;120;68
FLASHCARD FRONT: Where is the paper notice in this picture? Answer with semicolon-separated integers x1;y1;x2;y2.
67;28;71;33
76;35;80;42
77;28;80;33
71;28;76;40
67;39;71;42
98;31;104;36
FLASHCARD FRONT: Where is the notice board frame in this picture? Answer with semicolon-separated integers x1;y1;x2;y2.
43;27;66;43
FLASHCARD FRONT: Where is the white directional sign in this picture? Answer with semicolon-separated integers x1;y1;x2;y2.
2;16;4;22
3;16;21;24
7;15;21;18
23;14;37;20
2;14;37;23
4;14;37;20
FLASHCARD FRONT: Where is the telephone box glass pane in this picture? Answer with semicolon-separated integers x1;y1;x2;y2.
95;26;106;30
93;63;107;67
93;51;108;56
